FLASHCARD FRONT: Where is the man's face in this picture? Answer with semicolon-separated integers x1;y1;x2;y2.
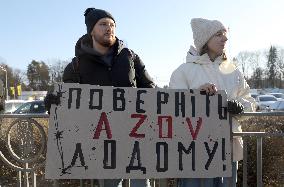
91;18;116;47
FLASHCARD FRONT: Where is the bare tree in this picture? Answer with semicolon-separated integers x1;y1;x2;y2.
236;51;251;78
248;51;262;74
48;59;69;84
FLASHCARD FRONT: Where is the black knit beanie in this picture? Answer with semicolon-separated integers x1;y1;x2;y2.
84;8;115;34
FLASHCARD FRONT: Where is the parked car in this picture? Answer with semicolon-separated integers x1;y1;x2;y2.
4;100;27;113
255;95;278;111
269;93;284;101
13;100;47;114
268;100;284;112
250;93;259;99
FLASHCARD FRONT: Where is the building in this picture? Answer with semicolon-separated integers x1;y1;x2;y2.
18;91;47;100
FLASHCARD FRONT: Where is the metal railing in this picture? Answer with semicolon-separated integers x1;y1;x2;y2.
0;112;283;187
233;111;284;187
0;114;48;187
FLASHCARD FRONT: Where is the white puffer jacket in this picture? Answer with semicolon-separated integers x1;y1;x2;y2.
169;47;255;161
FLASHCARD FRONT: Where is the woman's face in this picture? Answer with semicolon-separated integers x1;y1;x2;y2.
207;30;228;57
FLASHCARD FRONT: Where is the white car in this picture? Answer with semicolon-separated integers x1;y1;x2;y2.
250;93;259;99
13;100;47;114
4;100;27;113
255;95;278;111
268;100;284;112
269;93;284;101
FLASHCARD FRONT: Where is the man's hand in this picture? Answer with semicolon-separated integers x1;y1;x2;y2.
44;93;61;114
227;100;244;114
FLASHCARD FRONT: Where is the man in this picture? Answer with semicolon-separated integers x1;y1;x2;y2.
46;7;154;187
63;8;155;88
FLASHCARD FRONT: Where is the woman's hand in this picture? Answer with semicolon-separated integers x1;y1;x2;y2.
199;83;217;96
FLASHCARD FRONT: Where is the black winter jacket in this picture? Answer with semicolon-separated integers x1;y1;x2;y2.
63;34;155;88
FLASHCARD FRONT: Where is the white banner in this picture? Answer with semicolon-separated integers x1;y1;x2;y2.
45;83;232;179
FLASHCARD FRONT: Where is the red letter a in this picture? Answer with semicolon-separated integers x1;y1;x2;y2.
93;112;112;139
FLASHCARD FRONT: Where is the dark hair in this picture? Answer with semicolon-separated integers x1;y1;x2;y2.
200;43;227;60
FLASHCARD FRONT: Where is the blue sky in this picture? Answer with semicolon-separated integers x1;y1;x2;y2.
1;0;284;86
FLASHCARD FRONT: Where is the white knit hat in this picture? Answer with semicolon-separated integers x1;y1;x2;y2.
191;18;226;54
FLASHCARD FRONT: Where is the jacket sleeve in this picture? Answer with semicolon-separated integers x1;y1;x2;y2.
169;65;189;89
62;63;75;83
45;61;78;114
62;58;81;83
133;53;156;88
235;70;256;112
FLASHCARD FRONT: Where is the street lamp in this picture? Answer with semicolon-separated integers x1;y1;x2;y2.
0;65;8;100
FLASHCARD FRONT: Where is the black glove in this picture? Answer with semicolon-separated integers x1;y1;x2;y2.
0;97;4;112
0;103;4;112
227;100;244;114
44;93;61;114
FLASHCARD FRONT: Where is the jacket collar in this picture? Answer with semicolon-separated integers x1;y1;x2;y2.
75;34;127;57
186;45;223;65
186;46;237;74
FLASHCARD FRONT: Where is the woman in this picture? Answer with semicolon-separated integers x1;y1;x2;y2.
169;18;255;187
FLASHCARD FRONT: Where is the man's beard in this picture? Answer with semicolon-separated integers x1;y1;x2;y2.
94;34;116;47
